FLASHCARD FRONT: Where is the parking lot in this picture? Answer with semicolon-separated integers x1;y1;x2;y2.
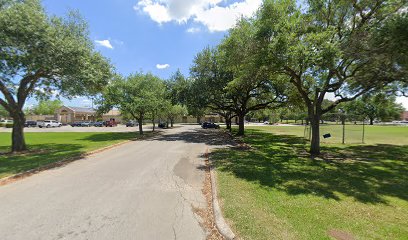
0;124;153;133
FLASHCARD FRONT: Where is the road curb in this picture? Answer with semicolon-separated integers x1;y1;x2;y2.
0;132;157;186
209;156;236;240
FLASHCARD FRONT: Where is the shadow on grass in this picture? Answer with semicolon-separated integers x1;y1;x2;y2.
211;129;408;204
0;144;86;178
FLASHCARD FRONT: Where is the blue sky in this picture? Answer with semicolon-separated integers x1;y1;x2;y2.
25;0;407;109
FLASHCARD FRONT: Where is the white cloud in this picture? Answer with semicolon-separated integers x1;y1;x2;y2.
156;63;170;69
95;40;114;49
186;27;201;33
134;0;262;32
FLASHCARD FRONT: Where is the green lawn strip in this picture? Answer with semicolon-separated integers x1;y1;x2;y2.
0;132;143;179
213;128;408;239
253;125;408;145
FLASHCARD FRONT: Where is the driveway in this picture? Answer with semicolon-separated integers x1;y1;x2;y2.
0;125;226;240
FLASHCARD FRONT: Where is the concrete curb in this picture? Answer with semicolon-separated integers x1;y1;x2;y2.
0;132;157;186
209;160;236;240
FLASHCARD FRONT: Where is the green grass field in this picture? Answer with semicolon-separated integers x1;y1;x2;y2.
0;132;140;179
259;124;408;145
213;126;408;239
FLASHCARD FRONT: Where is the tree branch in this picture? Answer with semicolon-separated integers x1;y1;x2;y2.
0;80;17;107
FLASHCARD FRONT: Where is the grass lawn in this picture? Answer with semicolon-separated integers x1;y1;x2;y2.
212;126;408;239
0;132;141;179
259;124;408;145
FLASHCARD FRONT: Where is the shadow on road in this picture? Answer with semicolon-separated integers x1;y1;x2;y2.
151;128;235;146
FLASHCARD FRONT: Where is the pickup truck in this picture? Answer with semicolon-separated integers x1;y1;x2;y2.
38;120;62;128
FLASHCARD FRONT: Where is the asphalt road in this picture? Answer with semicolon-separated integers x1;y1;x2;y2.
0;125;225;240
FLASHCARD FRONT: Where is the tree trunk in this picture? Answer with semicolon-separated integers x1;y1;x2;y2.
138;118;143;135
152;116;155;132
11;110;27;152
310;114;321;155
170;119;174;128
196;116;201;124
226;117;232;131
237;113;245;136
369;118;374;125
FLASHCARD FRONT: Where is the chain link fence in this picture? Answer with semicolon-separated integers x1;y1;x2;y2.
303;113;367;144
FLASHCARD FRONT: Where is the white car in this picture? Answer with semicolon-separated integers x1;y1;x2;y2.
0;119;13;124
38;120;62;128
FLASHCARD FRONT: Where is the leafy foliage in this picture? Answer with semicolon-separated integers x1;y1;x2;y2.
255;0;408;154
0;0;113;151
343;93;404;124
99;73;165;134
27;99;63;115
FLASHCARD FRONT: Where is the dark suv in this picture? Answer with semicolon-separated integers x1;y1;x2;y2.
126;121;138;127
24;121;37;128
201;122;220;129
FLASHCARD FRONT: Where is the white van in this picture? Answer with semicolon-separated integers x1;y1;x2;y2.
38;120;62;128
0;119;13;124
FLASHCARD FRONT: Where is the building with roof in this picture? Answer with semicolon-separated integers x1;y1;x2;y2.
56;106;97;124
55;106;123;124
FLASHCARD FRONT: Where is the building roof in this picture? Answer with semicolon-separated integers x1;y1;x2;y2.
66;106;96;114
104;109;121;116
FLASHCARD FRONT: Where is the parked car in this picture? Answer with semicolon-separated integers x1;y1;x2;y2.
70;122;82;127
0;119;13;124
80;121;93;127
38;120;61;128
263;121;270;125
201;122;220;129
126;121;138;127
158;122;166;128
93;121;104;127
105;119;117;127
24;120;37;128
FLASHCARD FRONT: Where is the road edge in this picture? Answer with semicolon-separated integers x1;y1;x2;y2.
209;155;236;240
0;132;156;186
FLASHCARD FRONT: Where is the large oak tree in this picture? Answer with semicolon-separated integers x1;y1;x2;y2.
0;0;112;152
257;0;408;154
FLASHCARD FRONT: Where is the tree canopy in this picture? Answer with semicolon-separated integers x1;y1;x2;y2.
255;0;408;154
99;73;165;135
0;0;113;152
343;93;404;124
28;99;63;115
